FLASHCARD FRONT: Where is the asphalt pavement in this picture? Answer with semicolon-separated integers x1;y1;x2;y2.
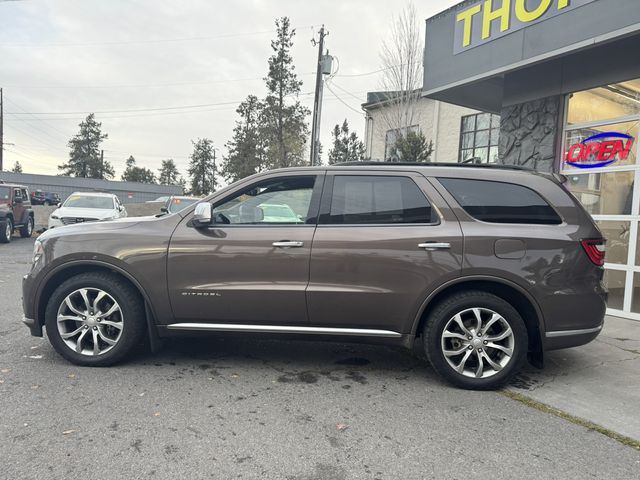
1;237;638;479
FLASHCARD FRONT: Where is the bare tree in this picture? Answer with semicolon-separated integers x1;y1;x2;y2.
378;3;424;134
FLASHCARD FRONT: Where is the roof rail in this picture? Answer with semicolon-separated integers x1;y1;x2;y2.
334;161;533;171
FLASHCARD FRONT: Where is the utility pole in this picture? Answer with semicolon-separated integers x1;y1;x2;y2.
100;150;104;179
310;26;329;166
0;88;4;172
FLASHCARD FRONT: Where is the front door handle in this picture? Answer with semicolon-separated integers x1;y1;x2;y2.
418;242;451;251
272;241;305;248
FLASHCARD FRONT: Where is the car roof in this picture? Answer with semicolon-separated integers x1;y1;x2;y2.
68;191;117;198
0;183;28;189
169;196;199;200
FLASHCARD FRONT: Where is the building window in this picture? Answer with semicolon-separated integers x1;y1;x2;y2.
458;113;500;164
385;125;419;161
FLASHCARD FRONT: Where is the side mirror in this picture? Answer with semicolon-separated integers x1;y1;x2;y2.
119;205;125;212
160;206;169;214
192;202;212;227
57;203;62;208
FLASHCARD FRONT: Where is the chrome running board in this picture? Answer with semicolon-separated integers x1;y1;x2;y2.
166;323;402;338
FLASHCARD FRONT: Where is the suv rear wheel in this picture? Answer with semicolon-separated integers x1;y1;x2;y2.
20;216;33;238
423;291;528;390
45;272;146;366
0;218;13;243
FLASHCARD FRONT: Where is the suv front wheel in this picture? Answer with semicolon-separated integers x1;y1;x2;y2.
45;272;146;366
423;291;528;390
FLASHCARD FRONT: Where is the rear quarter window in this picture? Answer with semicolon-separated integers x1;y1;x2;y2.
438;178;562;225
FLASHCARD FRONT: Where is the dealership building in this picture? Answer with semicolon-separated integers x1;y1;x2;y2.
423;0;640;319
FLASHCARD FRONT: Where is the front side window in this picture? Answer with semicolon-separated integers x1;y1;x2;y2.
14;188;22;200
324;175;435;225
459;113;500;164
439;178;562;225
212;176;316;225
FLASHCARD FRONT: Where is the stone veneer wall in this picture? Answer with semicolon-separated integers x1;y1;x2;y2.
498;96;562;173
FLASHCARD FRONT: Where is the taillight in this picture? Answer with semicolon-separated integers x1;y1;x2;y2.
581;239;606;266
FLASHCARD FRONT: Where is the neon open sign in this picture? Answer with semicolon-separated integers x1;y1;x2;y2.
565;132;635;169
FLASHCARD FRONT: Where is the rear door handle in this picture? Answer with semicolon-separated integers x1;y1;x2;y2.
272;241;305;248
418;242;451;251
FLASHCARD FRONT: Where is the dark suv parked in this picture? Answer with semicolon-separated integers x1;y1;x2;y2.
31;189;61;206
22;164;606;389
0;183;35;243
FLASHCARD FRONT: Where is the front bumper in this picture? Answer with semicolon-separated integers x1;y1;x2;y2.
23;316;42;337
22;273;42;337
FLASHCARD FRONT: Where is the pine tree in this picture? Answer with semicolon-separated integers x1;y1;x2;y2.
391;131;433;162
59;114;114;179
327;120;366;165
188;138;217;196
158;159;181;185
11;161;23;173
221;95;265;183
121;155;157;183
260;17;309;169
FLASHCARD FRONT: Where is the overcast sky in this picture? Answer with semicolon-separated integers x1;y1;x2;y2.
0;0;459;180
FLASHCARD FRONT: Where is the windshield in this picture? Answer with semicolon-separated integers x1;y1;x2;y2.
63;194;114;209
168;198;198;213
0;186;9;203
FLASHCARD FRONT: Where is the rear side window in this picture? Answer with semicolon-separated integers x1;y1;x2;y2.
325;175;436;225
439;178;562;225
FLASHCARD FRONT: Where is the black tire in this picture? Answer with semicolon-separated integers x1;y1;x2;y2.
45;272;146;366
19;216;34;238
423;291;528;390
0;218;13;243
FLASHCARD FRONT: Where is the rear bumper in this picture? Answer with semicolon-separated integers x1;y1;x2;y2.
543;323;603;351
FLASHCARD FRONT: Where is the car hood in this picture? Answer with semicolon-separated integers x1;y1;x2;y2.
52;207;117;219
39;214;164;241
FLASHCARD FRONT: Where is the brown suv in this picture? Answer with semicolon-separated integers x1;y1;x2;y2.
22;164;606;389
0;183;35;243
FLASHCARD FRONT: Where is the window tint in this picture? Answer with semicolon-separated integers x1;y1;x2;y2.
212;176;316;225
439;178;562;225
325;176;435;225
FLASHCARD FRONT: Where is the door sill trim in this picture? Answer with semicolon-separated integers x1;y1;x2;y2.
166;323;403;338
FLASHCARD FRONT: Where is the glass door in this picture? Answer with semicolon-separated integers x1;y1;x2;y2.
562;79;640;320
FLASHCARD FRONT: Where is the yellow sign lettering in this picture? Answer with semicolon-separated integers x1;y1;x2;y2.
515;0;553;23
482;0;511;40
558;0;570;9
456;4;482;47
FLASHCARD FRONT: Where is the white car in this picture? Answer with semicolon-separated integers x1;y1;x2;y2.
48;192;127;229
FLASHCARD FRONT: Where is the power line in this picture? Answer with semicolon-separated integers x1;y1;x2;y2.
0;27;315;48
324;82;363;115
3;73;317;90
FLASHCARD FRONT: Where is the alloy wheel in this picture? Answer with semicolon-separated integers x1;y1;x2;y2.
440;307;515;379
56;288;124;356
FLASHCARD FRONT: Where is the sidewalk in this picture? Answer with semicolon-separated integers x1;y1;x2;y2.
509;315;640;441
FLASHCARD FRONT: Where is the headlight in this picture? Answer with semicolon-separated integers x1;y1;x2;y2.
32;239;44;264
50;215;59;220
